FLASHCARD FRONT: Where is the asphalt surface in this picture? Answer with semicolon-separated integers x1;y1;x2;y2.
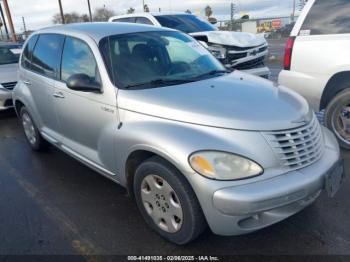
0;40;349;258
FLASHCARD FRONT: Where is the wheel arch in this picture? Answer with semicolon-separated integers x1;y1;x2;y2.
320;71;350;110
14;99;26;117
124;148;186;198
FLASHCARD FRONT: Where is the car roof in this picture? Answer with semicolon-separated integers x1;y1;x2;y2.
35;22;174;43
109;12;192;20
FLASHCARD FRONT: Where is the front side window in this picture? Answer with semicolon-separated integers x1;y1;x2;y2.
31;34;65;78
100;31;226;89
0;44;22;65
300;0;350;35
154;15;217;33
61;36;100;84
21;34;38;69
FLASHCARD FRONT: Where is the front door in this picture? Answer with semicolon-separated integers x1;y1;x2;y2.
54;36;118;174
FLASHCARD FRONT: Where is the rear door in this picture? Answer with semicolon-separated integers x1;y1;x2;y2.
54;35;118;174
25;34;65;142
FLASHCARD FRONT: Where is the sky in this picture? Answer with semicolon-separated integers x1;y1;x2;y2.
3;0;299;32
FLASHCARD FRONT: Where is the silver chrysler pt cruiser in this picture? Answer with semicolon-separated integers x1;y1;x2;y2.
13;23;344;244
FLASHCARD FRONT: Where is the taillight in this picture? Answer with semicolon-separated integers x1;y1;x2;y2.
283;37;295;70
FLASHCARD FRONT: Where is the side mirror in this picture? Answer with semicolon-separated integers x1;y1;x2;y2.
66;74;101;93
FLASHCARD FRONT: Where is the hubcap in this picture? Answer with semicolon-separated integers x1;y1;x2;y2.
140;175;183;233
22;112;37;145
332;103;350;146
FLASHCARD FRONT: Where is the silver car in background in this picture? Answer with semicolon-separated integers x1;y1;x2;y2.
13;23;343;244
0;43;22;110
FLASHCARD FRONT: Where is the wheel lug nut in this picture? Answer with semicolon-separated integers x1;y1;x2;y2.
165;203;169;208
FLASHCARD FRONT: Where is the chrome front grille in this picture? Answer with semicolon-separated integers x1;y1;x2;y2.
263;115;324;170
1;82;17;90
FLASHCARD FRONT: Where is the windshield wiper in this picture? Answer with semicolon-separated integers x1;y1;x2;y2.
124;78;194;89
190;69;230;80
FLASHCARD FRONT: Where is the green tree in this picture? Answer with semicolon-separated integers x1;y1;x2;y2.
52;12;89;24
127;7;135;14
93;7;116;22
204;5;213;18
144;4;150;12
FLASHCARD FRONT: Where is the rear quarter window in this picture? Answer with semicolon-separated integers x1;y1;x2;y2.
300;0;350;35
21;35;38;69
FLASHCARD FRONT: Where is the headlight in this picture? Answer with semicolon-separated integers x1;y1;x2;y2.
189;151;263;181
207;44;226;59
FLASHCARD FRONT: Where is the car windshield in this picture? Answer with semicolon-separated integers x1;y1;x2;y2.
0;45;21;65
154;15;217;33
100;31;227;89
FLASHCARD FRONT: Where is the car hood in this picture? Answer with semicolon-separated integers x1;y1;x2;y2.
118;71;310;131
0;63;18;84
189;30;266;47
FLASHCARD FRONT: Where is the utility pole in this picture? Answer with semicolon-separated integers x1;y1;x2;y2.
142;0;145;12
2;0;16;42
22;16;26;33
230;1;235;31
58;0;65;24
292;0;296;22
0;2;9;40
87;0;92;22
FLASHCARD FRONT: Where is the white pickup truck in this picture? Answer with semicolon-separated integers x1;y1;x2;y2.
109;13;270;78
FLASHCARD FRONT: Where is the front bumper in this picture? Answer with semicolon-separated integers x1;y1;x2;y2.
188;127;341;236
0;88;13;111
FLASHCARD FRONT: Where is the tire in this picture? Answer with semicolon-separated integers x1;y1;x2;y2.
20;106;49;151
133;156;206;245
325;88;350;150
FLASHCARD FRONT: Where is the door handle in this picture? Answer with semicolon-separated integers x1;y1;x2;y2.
23;80;31;85
53;92;65;99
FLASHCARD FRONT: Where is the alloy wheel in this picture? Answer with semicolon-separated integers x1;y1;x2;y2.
22;112;37;145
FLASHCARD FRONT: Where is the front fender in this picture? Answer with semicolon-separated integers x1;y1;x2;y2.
115;109;279;187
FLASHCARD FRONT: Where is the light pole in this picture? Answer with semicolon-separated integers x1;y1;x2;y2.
0;1;9;40
22;16;26;33
58;0;65;24
87;0;92;22
2;0;16;42
292;0;296;22
142;0;145;12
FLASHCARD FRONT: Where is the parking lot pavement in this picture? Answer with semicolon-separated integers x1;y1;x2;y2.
0;108;349;256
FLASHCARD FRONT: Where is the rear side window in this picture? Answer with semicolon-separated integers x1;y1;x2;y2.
113;17;135;23
60;36;100;84
21;35;38;69
135;17;153;25
31;34;65;78
300;0;350;35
